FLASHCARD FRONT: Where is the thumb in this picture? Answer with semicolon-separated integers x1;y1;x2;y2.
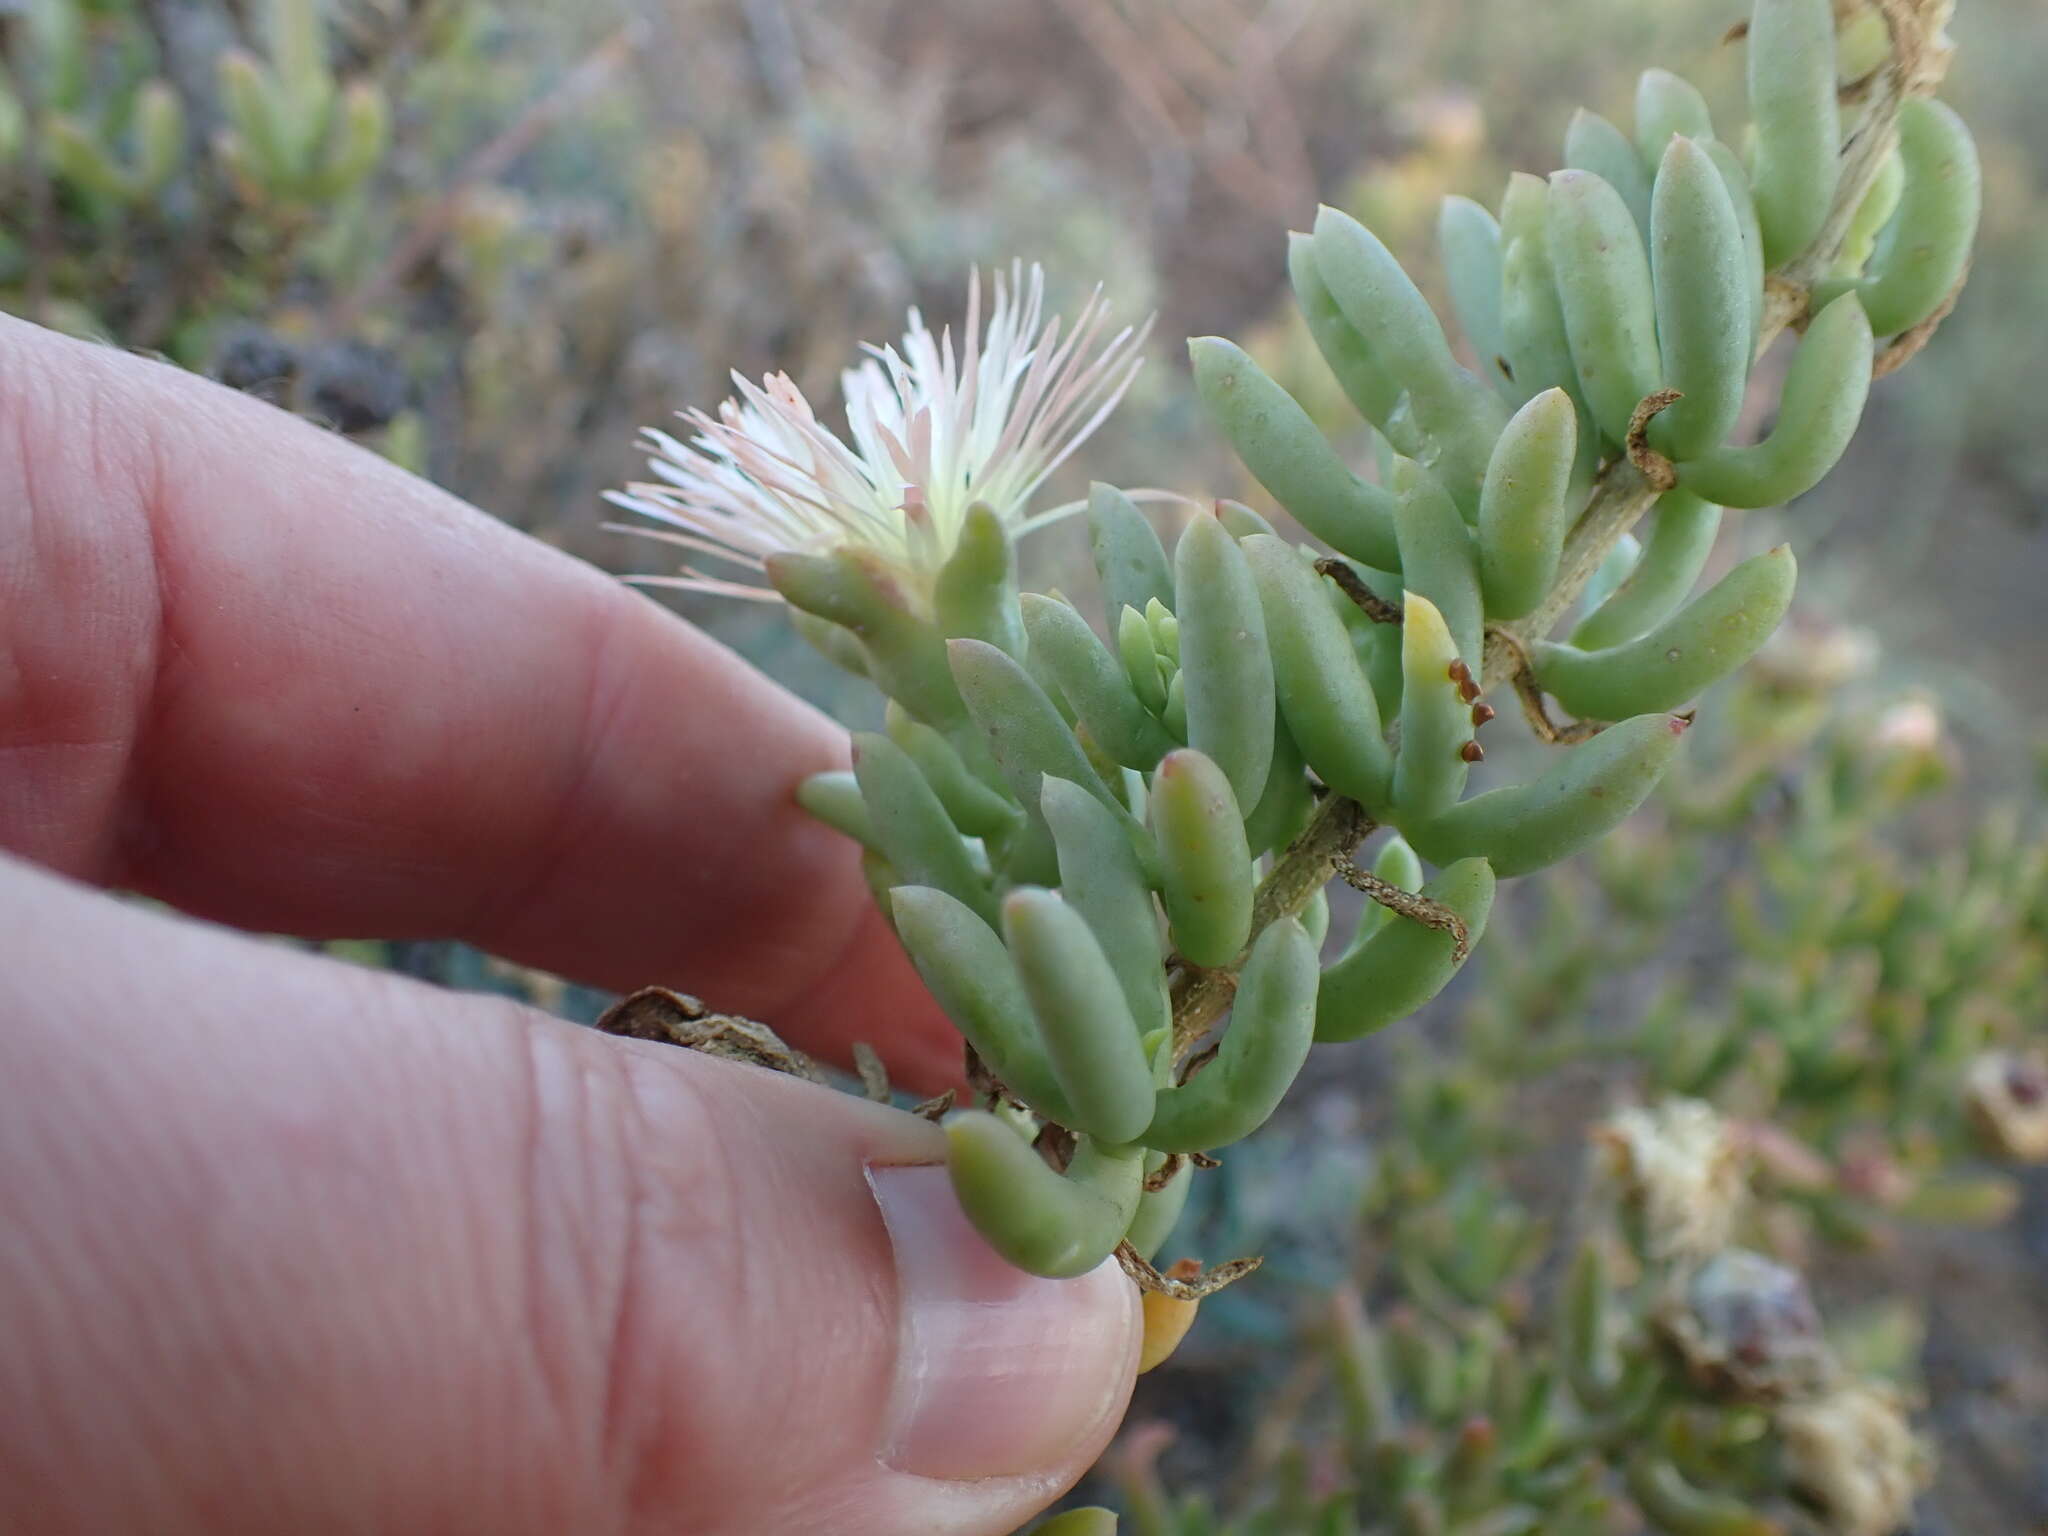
0;855;1140;1536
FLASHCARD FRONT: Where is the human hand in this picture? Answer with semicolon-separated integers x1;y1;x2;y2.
0;314;1138;1535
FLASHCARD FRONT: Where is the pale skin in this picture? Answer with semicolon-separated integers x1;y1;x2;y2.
0;313;1140;1535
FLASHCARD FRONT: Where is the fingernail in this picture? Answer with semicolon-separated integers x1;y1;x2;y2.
868;1162;1139;1481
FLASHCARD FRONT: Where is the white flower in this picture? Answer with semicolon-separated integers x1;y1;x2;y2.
609;263;1149;601
1778;1378;1931;1536
1593;1098;1747;1262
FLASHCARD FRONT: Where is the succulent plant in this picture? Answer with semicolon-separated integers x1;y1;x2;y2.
1081;1100;1932;1536
617;0;1980;1297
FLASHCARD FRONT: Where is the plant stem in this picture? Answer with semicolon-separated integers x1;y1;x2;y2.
1170;796;1371;1053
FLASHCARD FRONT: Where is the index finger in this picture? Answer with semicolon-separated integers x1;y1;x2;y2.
0;314;958;1089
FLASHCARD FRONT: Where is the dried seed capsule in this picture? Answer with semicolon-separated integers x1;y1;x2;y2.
883;702;1022;838
1672;1247;1831;1401
1703;139;1768;353
1315;858;1496;1042
1042;777;1171;1040
1087;482;1175;623
1021;594;1175;770
1143;917;1320;1152
1570;488;1724;650
1548;168;1663;448
934;501;1026;660
1288;230;1412;440
1242;534;1394;813
1477;388;1578;621
889;886;1072;1120
1649;136;1752;461
1151;748;1255;968
1746;0;1841;266
1408;713;1689;877
1675;293;1873;508
1831;97;1982;337
1188;336;1403;571
943;1111;1145;1278
1634;67;1714;168
1392;460;1483;667
852;732;999;925
1533;545;1796;718
1439;195;1505;383
1002;887;1158;1146
795;770;876;851
1564;107;1653;236
1391;593;1475;827
1174;513;1278;810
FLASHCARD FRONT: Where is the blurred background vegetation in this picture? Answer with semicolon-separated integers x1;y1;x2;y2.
5;0;2043;1530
